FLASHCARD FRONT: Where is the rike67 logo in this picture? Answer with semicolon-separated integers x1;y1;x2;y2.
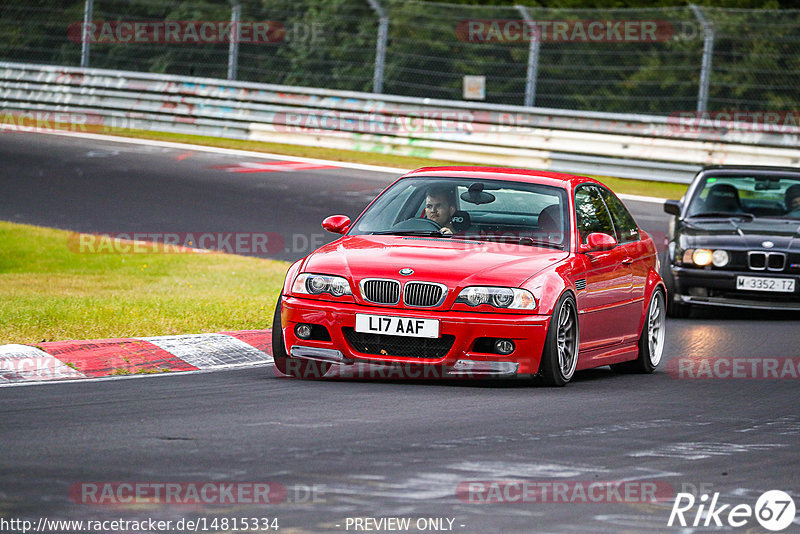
668;490;796;531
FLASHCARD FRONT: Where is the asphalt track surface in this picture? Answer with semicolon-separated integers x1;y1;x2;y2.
2;132;800;533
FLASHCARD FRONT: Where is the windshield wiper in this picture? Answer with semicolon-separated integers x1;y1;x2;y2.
371;230;450;237
450;234;564;249
687;212;754;221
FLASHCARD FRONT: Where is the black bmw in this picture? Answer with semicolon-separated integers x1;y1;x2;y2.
662;165;800;317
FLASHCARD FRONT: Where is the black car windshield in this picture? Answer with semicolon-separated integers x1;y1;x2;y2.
349;176;570;250
686;174;800;220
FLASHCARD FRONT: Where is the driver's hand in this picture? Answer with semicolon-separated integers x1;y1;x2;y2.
440;227;453;235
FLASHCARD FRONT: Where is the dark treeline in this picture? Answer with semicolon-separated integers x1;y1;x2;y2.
1;0;798;113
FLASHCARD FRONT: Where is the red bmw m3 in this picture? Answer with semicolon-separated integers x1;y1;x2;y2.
272;167;666;386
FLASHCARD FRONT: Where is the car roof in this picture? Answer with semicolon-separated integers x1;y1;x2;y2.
403;166;603;189
700;164;800;175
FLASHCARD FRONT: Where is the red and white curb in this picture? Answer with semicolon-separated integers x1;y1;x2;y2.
0;330;273;386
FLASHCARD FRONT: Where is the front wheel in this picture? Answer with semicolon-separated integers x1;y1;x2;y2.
271;296;330;379
611;288;666;374
537;292;579;387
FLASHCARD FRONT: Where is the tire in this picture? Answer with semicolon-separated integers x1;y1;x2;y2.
660;250;691;318
611;288;666;374
271;295;330;379
537;292;579;387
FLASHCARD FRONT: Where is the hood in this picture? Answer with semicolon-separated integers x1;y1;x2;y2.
302;235;568;289
680;218;800;251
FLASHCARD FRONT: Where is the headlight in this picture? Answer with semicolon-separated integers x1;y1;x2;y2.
692;249;713;266
292;273;352;297
711;249;730;267
456;287;536;310
680;248;727;268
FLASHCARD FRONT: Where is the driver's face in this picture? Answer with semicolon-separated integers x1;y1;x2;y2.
425;195;455;226
791;195;800;210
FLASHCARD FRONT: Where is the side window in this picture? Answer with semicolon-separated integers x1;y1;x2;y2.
599;188;640;243
574;185;615;244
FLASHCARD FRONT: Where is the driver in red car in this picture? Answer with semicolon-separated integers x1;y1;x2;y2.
424;185;457;234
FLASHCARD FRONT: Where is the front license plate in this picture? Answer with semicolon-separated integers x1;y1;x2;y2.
355;314;439;338
736;276;795;293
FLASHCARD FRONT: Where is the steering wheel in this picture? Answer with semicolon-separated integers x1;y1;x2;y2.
391;217;442;231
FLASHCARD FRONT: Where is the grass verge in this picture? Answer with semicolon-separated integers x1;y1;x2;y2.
0;221;287;345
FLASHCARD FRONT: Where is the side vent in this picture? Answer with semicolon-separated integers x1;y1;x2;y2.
575;279;587;291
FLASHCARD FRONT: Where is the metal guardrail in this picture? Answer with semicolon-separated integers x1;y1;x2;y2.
2;62;799;184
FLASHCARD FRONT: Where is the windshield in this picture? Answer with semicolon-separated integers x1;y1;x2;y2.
349;177;569;250
686;173;800;219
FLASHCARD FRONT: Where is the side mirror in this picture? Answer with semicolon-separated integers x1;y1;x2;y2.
321;215;351;235
580;232;618;253
664;200;682;216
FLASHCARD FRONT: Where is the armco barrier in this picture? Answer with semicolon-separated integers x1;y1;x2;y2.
2;62;799;183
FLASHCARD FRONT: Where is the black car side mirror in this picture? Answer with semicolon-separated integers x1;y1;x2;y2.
664;200;682;216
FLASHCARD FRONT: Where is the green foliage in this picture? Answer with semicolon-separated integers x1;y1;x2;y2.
0;0;798;112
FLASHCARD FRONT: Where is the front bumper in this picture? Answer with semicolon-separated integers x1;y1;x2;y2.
671;266;800;311
280;296;551;375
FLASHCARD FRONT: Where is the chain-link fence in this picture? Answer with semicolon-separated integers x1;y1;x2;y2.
1;0;799;115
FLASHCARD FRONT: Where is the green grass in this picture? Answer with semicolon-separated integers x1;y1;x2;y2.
0;221;288;344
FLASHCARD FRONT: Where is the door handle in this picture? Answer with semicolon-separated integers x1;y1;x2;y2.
621;257;634;265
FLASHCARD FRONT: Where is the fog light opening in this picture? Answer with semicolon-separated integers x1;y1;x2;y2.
295;323;313;340
494;339;515;355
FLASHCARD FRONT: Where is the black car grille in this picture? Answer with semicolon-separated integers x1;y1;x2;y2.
404;282;446;307
748;251;786;271
361;279;401;304
342;328;455;359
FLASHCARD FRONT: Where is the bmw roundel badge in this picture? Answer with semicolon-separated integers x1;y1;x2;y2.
399;268;414;276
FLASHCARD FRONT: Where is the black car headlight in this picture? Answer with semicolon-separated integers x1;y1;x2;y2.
711;249;730;267
456;287;536;310
690;249;713;267
679;248;729;268
292;273;352;297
